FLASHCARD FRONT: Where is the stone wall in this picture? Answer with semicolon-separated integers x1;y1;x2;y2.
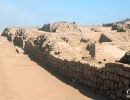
24;40;130;100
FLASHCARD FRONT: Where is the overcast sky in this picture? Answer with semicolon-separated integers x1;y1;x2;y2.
0;0;130;31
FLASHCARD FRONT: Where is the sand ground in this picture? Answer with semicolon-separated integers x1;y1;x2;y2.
0;36;110;100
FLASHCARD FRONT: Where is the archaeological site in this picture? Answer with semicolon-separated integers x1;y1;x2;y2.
0;19;130;100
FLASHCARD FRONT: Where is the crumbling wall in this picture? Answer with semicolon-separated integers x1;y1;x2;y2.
1;28;16;43
1;28;27;48
13;36;25;49
2;26;130;99
24;40;130;100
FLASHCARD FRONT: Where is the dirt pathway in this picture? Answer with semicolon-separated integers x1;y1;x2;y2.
0;37;110;100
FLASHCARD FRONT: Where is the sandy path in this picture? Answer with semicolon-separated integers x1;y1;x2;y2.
0;37;110;100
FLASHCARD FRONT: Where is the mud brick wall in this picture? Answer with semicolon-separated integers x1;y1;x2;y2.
20;40;130;100
1;32;25;48
2;33;15;43
13;36;25;49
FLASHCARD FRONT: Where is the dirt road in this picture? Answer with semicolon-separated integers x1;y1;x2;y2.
0;37;110;100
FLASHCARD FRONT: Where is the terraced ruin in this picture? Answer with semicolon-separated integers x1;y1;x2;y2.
1;20;130;100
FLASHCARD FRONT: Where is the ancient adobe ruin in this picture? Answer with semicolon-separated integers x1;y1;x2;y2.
1;20;130;100
39;21;82;33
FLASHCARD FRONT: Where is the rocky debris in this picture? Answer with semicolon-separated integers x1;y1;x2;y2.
120;51;130;64
39;21;82;33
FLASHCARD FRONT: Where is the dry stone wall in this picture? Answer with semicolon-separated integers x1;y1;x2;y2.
24;40;130;100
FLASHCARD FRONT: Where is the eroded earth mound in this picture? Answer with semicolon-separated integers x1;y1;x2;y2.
39;21;82;33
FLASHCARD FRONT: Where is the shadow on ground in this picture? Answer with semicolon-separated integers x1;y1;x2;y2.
26;53;112;100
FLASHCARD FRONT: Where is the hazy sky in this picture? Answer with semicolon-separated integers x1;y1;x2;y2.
0;0;130;31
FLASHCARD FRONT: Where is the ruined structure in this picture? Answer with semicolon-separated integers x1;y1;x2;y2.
39;21;82;33
1;20;130;100
110;20;130;32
